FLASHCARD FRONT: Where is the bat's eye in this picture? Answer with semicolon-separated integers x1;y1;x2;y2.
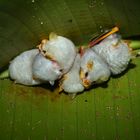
42;50;46;53
85;72;88;77
59;69;63;72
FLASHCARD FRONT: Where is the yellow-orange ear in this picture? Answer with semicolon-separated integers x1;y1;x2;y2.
58;75;67;93
82;79;91;88
37;39;48;51
123;40;131;45
79;46;85;57
87;60;94;71
58;85;63;93
49;32;58;40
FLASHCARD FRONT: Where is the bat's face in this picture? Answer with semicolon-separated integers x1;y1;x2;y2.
80;49;111;88
80;55;95;88
32;53;63;84
80;63;110;88
37;33;77;74
80;68;91;88
51;60;63;79
37;33;58;60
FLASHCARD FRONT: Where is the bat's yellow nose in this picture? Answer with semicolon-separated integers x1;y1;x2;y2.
82;79;91;88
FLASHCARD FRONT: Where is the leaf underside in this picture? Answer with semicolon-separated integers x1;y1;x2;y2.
0;0;140;139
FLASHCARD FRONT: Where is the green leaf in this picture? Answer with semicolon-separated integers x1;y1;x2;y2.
0;0;140;140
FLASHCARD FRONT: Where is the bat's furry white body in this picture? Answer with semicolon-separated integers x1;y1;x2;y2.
9;49;42;85
92;34;131;74
32;53;62;85
41;35;77;74
80;49;111;87
61;54;84;94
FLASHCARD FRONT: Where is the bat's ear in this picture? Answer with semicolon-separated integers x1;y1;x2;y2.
79;46;85;57
87;60;94;71
37;39;48;51
49;32;58;40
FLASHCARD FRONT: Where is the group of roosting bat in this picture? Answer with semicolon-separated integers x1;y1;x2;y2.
7;27;133;97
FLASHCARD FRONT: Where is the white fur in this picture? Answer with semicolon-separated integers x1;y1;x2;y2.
92;34;131;74
81;49;111;84
62;54;84;94
32;53;62;84
42;36;76;73
9;49;42;85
